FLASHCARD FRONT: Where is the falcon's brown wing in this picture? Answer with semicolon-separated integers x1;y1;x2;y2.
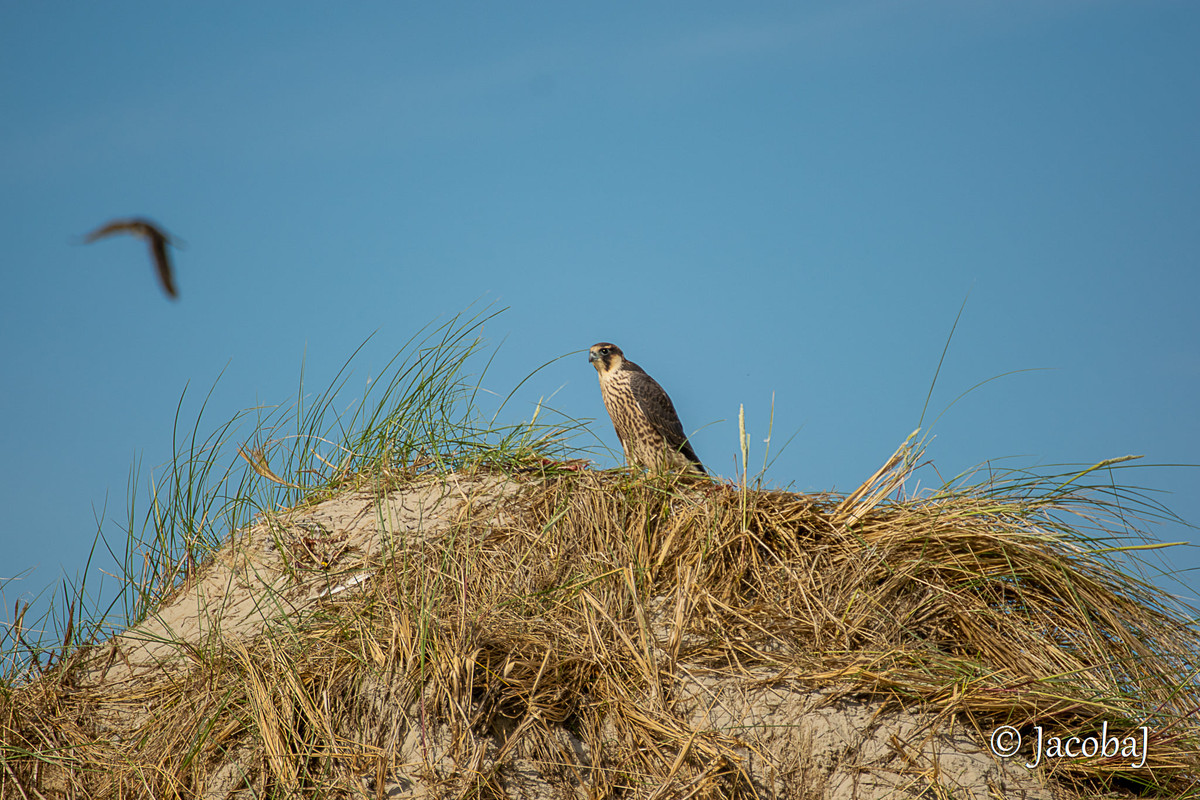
628;369;705;474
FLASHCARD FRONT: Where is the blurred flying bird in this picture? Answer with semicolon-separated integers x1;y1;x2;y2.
82;217;181;299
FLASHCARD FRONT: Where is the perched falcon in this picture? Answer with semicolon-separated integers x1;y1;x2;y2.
588;342;705;475
83;217;180;299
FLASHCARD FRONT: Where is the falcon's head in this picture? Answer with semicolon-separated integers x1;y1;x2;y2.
588;342;624;375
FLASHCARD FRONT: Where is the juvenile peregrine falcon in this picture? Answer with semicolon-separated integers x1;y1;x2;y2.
83;217;181;299
588;342;705;474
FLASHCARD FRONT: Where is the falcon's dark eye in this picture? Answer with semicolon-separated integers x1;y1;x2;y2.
600;348;611;355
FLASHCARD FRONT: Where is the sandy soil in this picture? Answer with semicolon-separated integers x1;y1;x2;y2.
69;473;1061;800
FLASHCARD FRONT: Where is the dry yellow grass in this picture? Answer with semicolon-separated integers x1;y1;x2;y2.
2;454;1197;799
3;315;1196;798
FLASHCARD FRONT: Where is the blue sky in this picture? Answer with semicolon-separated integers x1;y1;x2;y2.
2;1;1198;636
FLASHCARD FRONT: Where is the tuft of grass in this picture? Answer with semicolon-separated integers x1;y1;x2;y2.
2;310;1198;799
0;307;584;682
